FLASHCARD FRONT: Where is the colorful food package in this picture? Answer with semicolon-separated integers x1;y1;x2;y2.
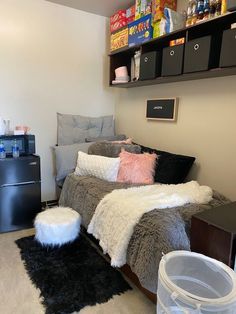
110;18;127;33
152;0;177;22
153;19;166;38
135;0;152;20
110;10;126;24
126;5;135;18
126;5;135;24
110;27;128;52
128;14;153;47
164;8;185;33
153;8;185;39
127;16;135;24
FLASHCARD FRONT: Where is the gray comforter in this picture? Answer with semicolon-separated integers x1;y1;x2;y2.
59;174;229;293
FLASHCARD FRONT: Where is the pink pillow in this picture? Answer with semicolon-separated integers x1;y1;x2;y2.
117;150;157;184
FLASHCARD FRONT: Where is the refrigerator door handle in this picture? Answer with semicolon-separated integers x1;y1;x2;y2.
0;181;40;187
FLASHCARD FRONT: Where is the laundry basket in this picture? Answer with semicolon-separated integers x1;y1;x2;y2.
157;251;236;314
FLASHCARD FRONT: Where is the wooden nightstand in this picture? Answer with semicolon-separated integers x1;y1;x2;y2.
191;202;236;270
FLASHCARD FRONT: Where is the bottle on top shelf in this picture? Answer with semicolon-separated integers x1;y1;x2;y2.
186;0;193;26
196;0;205;22
12;139;20;158
215;0;222;16
209;0;216;17
221;0;227;14
0;141;6;159
203;0;210;19
191;0;198;25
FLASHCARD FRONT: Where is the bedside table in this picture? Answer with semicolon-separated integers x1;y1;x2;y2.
191;201;236;270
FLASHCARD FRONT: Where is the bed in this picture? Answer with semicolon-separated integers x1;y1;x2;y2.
55;113;230;298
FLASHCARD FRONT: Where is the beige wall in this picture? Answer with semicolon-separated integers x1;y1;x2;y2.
115;76;236;200
0;0;114;201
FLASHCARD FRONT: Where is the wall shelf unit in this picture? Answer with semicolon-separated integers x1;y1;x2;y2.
109;11;236;88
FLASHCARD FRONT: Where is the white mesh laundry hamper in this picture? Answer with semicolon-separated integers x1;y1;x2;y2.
157;251;236;314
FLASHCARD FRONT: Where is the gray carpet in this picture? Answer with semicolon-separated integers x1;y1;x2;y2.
0;229;156;314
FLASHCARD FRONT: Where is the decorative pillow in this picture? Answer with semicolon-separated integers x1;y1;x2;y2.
54;142;94;182
75;151;120;182
134;143;195;184
85;134;126;142
88;142;141;158
57;113;114;145
117;150;157;184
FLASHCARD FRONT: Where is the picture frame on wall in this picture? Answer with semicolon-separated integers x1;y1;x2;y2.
146;98;178;121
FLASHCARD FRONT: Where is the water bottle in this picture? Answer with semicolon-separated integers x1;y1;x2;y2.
12;139;20;158
0;141;6;159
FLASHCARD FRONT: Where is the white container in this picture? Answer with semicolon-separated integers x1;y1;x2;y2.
157;251;236;314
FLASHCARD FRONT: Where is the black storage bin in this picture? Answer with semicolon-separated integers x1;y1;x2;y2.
183;35;221;73
161;44;184;76
139;51;162;80
220;28;236;67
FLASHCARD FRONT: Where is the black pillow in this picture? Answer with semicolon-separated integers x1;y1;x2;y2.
134;143;195;184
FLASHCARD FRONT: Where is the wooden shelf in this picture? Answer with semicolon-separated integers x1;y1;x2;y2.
109;11;236;88
109;67;236;88
109;12;236;56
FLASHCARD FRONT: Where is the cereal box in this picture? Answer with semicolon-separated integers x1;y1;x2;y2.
135;0;148;20
110;18;127;33
110;10;126;24
126;5;135;18
110;27;128;52
127;16;135;24
128;14;153;47
152;0;177;22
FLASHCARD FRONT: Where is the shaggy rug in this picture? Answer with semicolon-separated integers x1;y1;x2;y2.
16;235;131;314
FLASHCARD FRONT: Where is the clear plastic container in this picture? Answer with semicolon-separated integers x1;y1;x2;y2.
157;251;236;314
0;141;6;159
12;139;20;158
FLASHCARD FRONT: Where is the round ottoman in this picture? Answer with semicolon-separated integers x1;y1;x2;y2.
34;207;81;246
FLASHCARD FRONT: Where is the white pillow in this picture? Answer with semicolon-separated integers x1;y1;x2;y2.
75;151;120;182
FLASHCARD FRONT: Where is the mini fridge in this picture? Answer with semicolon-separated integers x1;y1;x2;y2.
0;155;41;233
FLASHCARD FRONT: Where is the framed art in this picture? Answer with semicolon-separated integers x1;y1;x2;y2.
146;98;178;121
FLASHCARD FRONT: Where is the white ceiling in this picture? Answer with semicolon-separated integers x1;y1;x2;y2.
46;0;134;17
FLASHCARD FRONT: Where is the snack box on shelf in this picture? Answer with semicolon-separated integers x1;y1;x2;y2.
128;14;153;47
126;5;135;18
153;8;185;39
127;16;135;24
110;27;128;52
110;10;126;24
135;0;152;20
110;18;127;33
152;0;177;22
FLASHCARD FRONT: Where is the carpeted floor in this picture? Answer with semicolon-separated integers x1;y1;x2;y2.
0;229;156;314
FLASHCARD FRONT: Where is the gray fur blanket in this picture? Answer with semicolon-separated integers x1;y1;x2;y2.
59;174;229;293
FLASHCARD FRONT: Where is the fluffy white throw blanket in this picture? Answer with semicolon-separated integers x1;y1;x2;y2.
87;181;212;267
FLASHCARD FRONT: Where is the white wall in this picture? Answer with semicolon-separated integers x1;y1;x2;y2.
0;0;114;201
115;76;236;201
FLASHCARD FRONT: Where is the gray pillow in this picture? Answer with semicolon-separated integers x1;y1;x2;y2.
85;134;126;142
54;142;94;182
57;113;114;145
88;142;141;158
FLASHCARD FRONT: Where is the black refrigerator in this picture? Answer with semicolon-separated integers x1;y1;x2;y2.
0;155;41;233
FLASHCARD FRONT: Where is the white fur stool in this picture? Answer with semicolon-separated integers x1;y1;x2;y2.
34;207;81;246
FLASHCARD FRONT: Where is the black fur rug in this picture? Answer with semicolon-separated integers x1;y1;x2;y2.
16;235;131;314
